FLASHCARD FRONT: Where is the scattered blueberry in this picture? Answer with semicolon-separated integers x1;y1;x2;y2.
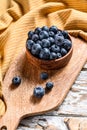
39;48;50;60
46;82;54;90
12;76;21;86
33;86;45;98
26;40;35;50
40;72;48;80
49;26;58;34
50;52;57;60
31;44;42;56
61;48;67;56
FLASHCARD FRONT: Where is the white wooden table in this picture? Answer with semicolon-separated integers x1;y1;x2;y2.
17;62;87;130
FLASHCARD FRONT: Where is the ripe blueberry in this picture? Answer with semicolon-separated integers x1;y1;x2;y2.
49;26;58;34
39;48;50;60
35;27;42;34
40;72;48;80
33;86;45;98
31;44;42;56
50;44;60;53
46;82;54;90
50;52;57;60
61;48;67;56
42;39;51;48
28;31;34;39
39;31;49;40
32;34;39;42
26;40;35;50
12;76;21;86
42;26;49;32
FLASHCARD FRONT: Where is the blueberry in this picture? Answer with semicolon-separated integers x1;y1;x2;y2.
32;34;39;42
57;31;63;37
50;45;60;53
46;82;54;90
48;37;55;45
42;39;51;48
33;86;45;98
12;76;21;86
35;27;42;34
57;53;62;58
40;72;48;80
62;30;69;39
61;48;67;56
31;44;42;56
39;31;49;40
28;31;34;39
49;26;58;34
36;40;42;46
26;40;35;50
39;48;50;60
42;26;49;32
55;35;64;46
49;31;55;37
50;52;57;60
63;39;72;51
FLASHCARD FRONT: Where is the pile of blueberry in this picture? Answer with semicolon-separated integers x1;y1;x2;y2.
26;26;72;60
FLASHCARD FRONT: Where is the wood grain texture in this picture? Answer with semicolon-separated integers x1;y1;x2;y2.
0;36;87;130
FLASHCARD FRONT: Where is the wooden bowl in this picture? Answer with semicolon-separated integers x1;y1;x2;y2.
26;36;73;70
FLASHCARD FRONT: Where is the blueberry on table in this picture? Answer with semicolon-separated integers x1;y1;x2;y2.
39;31;49;40
40;72;48;80
12;76;21;86
31;44;42;56
46;82;54;90
42;26;49;32
33;86;45;98
26;40;35;50
39;48;50;60
49;26;58;34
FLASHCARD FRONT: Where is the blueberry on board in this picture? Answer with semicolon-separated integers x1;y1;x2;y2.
39;31;49;40
48;37;55;45
31;44;42;56
61;48;67;56
63;39;72;51
42;26;49;32
12;76;21;86
50;44;60;53
46;82;54;90
42;39;51;48
28;31;34;39
40;72;48;80
57;53;62;58
35;27;42;34
26;40;35;50
33;86;45;98
39;48;50;60
49;26;58;34
50;52;57;60
49;31;55;37
62;30;69;39
55;35;64;46
32;34;39;42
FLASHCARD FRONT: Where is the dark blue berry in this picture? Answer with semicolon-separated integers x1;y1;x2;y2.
50;52;57;60
49;26;58;34
46;82;54;90
61;48;67;56
62;30;69;39
12;76;21;86
49;31;55;37
39;31;49;40
40;72;48;80
55;35;64;46
33;86;45;98
42;26;49;32
36;40;42;46
28;31;34;39
42;39;51;48
32;34;39;42
35;27;42;34
57;53;62;58
63;39;72;51
48;37;55;45
31;44;42;56
57;31;63;37
50;45;60;53
26;40;35;50
39;48;50;60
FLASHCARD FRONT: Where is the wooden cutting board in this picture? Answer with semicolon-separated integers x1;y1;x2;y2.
0;36;87;130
